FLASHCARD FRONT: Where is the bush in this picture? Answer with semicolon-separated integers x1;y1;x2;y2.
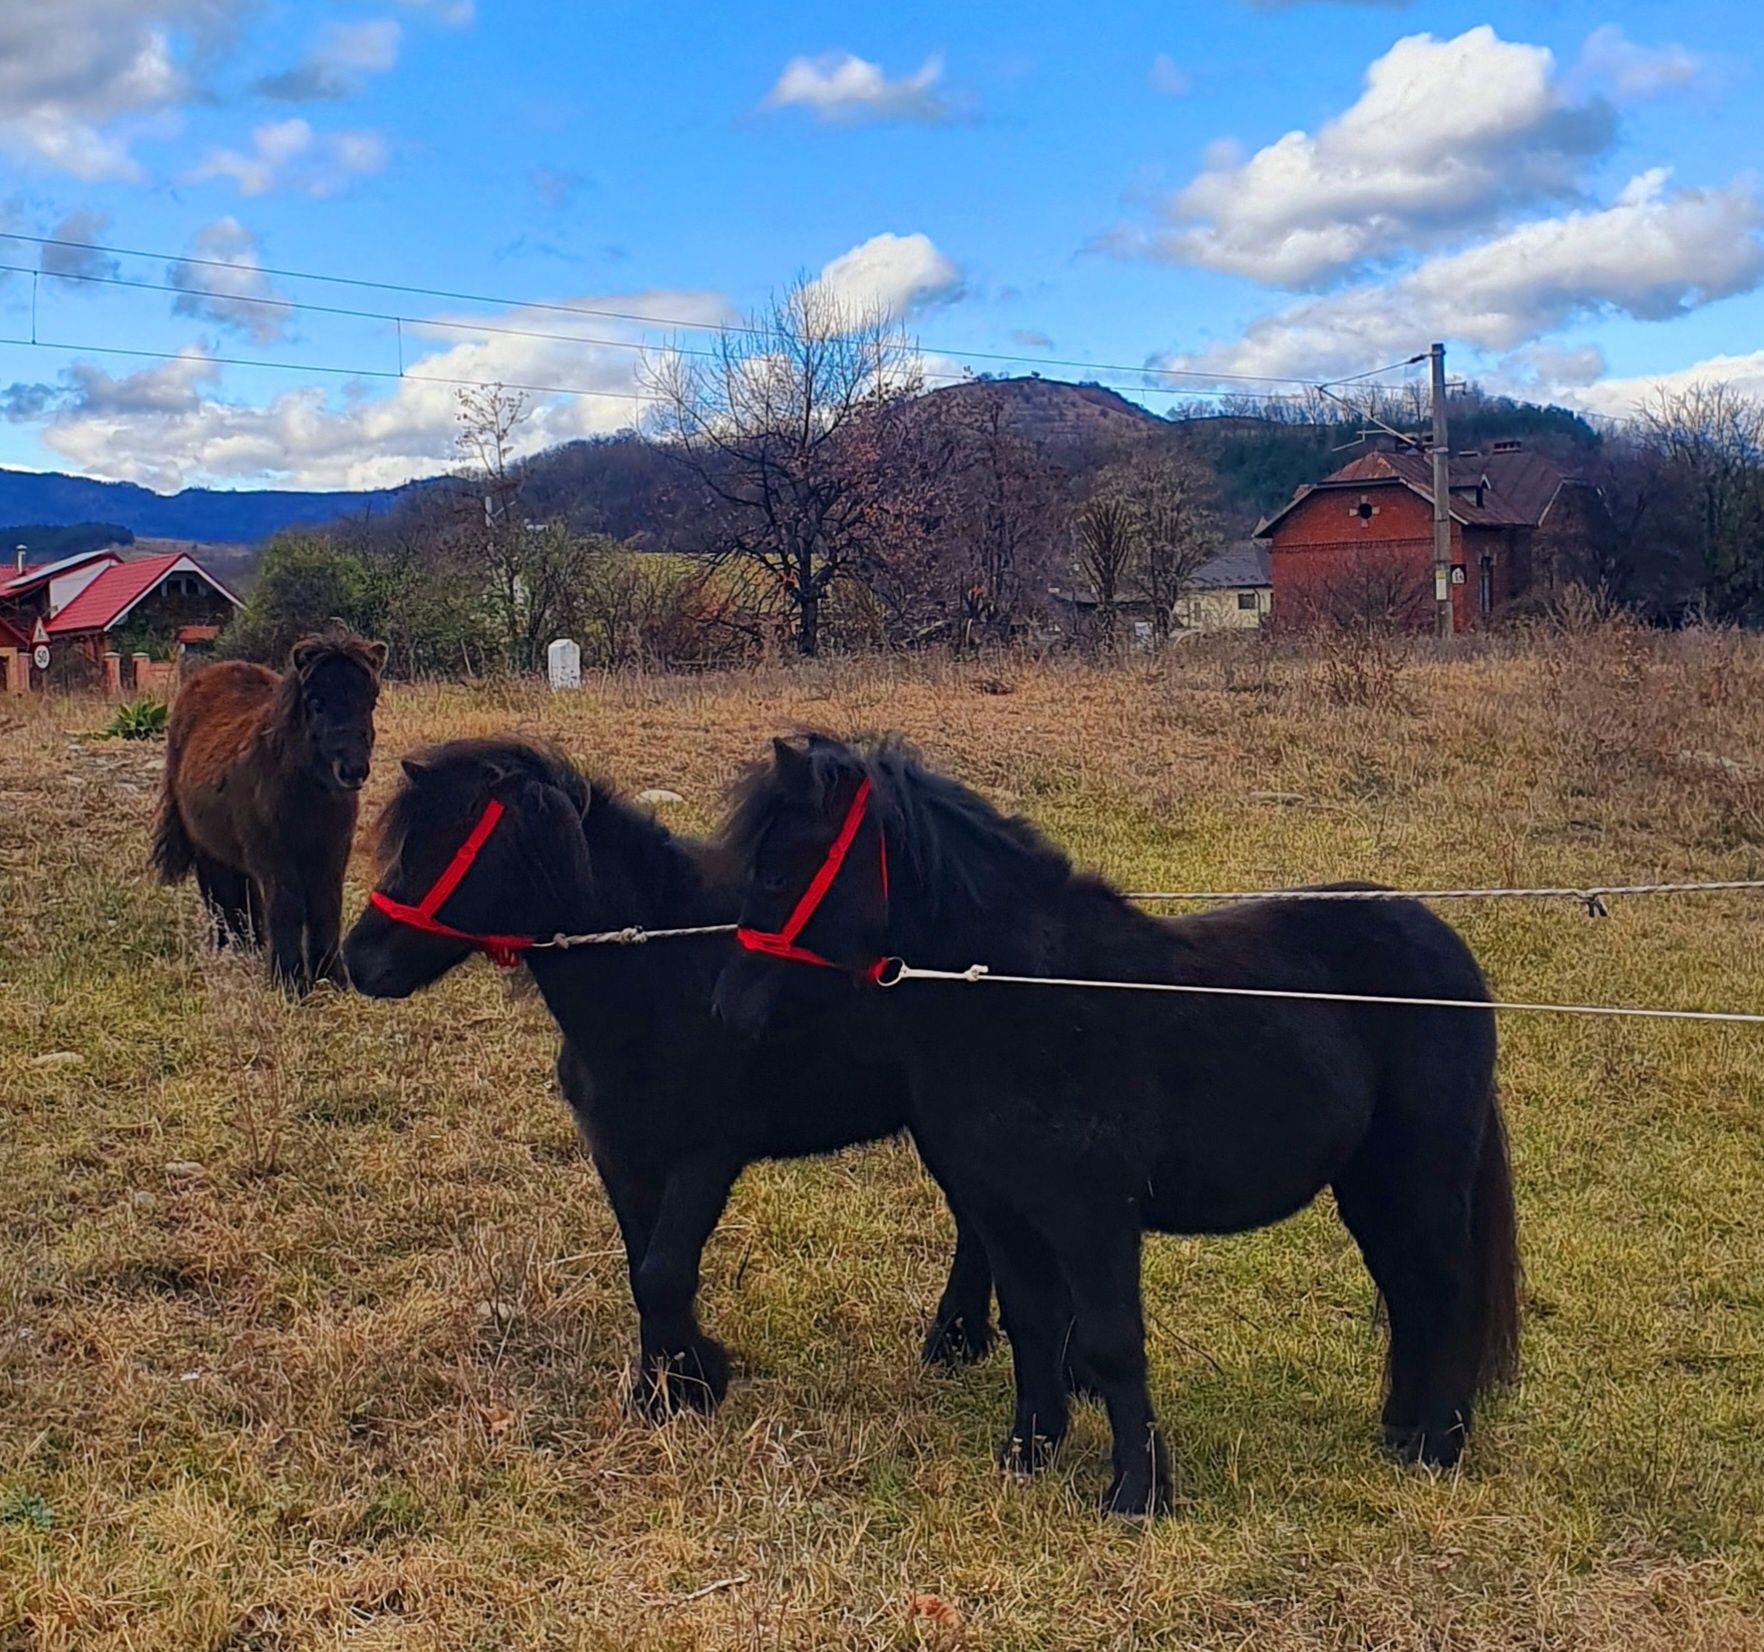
100;697;169;740
219;534;378;665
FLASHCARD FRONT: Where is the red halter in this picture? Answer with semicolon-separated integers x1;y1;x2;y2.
368;797;535;969
736;776;890;982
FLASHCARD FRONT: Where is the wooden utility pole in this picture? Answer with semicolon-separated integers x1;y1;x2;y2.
1429;341;1454;637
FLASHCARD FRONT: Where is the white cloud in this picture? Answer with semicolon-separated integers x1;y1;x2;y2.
1099;27;1615;288
1576;25;1701;100
811;232;965;318
168;218;290;344
40;209;121;284
1153;173;1764;382
12;289;730;491
1147;54;1189;97
1562;352;1764;419
255;19;402;101
762;51;953;125
186;117;387;197
0;0;238;181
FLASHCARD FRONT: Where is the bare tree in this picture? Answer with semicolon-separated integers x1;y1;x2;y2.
1635;382;1764;623
1112;447;1224;639
1073;493;1136;648
643;280;924;656
455;385;606;671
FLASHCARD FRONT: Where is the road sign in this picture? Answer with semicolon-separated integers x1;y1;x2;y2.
32;644;50;670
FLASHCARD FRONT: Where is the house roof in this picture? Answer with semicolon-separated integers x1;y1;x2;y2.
1189;542;1270;589
0;547;119;599
44;553;240;636
1256;446;1573;538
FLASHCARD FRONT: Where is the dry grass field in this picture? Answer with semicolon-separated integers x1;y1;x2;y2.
3;625;1764;1649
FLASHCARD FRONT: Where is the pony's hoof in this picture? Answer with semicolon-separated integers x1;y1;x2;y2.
629;1339;731;1420
1098;1471;1172;1520
1383;1420;1466;1470
921;1310;995;1368
996;1429;1062;1476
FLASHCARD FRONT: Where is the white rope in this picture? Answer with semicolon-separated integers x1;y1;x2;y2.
527;922;737;951
879;960;1764;1026
1123;880;1764;917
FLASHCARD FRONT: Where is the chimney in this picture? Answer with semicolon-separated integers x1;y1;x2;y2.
1491;439;1522;453
14;545;25;574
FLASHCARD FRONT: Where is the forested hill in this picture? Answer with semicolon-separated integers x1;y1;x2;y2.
1;377;1602;548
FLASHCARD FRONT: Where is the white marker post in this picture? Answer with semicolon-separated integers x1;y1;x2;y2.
547;637;581;692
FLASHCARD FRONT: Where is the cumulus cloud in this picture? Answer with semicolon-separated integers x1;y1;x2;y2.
255;19;401;102
40;209;121;284
0;0;239;181
762;51;954;124
1147;54;1190;97
811;231;965;318
1098;27;1615;288
186;117;387;197
14;288;730;491
1576;25;1702;100
1562;351;1764;418
1152;173;1764;382
167;218;290;343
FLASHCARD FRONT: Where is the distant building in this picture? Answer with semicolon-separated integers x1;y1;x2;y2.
1255;443;1590;631
0;547;241;694
1173;542;1270;632
1049;540;1271;643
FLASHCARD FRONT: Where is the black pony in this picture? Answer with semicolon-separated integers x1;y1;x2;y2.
714;735;1519;1516
341;736;995;1414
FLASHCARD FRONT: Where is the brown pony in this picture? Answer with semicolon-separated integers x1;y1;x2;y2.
152;629;387;991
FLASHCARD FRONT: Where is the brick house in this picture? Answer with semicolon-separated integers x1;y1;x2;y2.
1255;443;1589;631
0;547;240;694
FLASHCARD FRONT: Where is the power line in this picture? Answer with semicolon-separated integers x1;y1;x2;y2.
2;229;1420;395
0;334;674;409
0;257;1341;407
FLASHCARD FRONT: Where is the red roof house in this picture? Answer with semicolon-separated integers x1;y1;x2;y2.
0;547;241;690
1255;442;1590;631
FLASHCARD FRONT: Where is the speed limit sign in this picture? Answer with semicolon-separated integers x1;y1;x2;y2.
31;644;49;670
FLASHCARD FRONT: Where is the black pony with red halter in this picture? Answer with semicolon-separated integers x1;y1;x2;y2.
369;795;539;968
734;774;891;981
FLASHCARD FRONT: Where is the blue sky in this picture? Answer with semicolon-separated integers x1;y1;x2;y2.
1;0;1759;490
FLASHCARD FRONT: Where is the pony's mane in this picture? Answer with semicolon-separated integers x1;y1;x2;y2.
272;625;385;725
372;734;702;919
371;734;593;878
721;733;1071;919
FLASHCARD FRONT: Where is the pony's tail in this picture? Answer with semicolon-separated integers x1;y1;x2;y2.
150;765;195;886
1466;1092;1521;1397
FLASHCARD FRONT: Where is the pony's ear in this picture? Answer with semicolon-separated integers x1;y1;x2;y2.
290;638;325;677
772;737;811;787
364;640;389;676
400;756;432;786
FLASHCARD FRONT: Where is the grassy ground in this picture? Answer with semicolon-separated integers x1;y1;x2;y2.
3;628;1763;1649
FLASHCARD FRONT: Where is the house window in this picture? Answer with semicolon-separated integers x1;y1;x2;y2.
1237;590;1259;610
1480;555;1495;616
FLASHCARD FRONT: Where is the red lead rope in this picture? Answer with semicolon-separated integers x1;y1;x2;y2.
368;797;536;969
735;776;889;981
